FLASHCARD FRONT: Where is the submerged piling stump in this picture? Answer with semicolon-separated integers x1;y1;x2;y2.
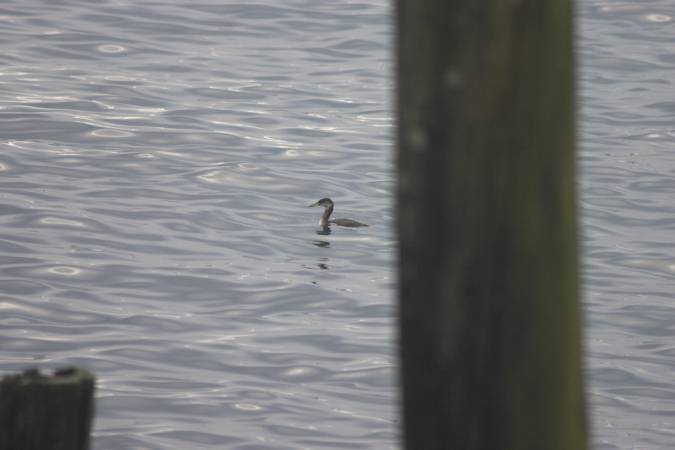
0;367;95;450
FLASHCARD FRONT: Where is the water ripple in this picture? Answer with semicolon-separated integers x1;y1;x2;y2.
0;1;394;449
581;1;675;448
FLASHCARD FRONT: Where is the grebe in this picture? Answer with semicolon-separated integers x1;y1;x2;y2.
309;198;368;228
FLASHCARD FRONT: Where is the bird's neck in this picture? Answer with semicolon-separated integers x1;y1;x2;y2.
319;205;333;226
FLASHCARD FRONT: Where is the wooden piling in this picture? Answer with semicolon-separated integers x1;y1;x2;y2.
0;367;95;450
397;0;587;449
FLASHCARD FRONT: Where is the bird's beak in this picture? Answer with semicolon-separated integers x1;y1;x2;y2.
309;201;319;207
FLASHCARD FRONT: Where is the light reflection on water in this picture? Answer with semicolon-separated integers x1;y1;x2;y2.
1;0;675;448
0;0;395;449
580;1;675;448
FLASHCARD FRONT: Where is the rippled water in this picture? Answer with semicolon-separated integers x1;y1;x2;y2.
0;1;394;449
2;0;675;449
581;1;675;449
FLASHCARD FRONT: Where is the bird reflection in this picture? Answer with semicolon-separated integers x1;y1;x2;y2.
311;228;331;269
311;238;330;269
315;226;332;236
312;239;330;248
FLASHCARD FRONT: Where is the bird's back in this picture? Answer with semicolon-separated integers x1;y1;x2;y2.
330;218;368;227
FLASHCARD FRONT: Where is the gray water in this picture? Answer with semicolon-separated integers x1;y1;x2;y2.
0;1;395;449
581;2;675;448
1;0;674;449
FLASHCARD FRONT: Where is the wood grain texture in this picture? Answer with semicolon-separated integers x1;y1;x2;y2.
397;1;586;449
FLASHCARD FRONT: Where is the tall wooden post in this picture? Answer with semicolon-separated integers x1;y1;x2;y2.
0;368;95;450
397;1;586;449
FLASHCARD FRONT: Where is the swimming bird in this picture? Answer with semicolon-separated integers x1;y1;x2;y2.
309;198;368;228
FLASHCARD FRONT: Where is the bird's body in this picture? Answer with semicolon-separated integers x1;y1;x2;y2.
309;198;368;228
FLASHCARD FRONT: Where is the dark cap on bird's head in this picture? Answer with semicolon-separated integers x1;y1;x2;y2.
309;198;333;208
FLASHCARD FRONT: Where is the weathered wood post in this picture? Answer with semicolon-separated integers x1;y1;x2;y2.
396;1;586;449
0;368;95;450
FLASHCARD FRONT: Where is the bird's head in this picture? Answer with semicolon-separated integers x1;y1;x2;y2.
309;198;333;209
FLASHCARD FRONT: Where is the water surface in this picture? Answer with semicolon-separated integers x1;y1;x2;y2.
580;1;675;448
2;0;675;449
0;1;395;449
